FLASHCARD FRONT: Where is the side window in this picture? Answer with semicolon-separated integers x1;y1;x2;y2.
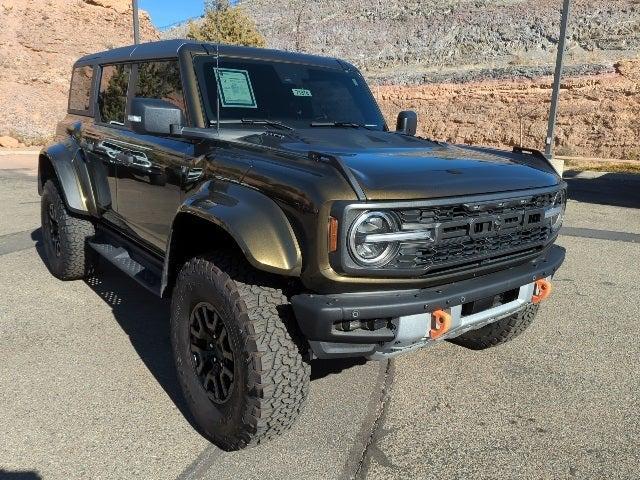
68;65;94;113
98;64;132;126
134;61;185;114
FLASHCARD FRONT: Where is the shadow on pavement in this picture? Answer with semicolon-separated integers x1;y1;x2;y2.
32;230;364;436
0;470;42;479
565;171;640;209
310;357;367;380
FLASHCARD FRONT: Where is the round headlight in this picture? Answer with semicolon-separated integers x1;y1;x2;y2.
547;190;566;231
348;211;400;266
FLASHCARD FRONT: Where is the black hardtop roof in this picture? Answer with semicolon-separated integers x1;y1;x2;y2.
74;39;344;69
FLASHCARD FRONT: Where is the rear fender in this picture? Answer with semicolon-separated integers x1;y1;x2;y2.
38;134;98;216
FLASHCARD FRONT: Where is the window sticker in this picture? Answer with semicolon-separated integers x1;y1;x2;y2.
292;88;312;97
213;68;257;108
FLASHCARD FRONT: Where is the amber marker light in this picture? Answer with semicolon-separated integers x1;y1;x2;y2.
328;217;339;252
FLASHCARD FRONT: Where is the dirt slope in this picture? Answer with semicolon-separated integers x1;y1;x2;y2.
1;0;637;159
162;0;639;159
374;59;640;160
0;0;157;144
238;0;639;83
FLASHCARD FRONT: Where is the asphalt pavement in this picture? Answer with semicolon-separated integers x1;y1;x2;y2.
0;155;638;479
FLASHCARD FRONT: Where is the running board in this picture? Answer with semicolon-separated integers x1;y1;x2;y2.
88;231;163;297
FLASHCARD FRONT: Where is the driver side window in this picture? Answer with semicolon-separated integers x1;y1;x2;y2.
98;64;131;126
134;60;185;116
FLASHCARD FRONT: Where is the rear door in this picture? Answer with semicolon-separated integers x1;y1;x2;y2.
82;63;133;226
113;60;194;251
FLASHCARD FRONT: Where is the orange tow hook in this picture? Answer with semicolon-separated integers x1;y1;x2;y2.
430;309;452;340
532;278;552;304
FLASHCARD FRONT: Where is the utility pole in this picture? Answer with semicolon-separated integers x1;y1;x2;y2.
132;0;140;44
544;0;571;159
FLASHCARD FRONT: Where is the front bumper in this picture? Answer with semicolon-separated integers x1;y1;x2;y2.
291;245;565;359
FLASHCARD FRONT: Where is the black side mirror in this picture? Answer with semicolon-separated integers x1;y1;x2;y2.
396;110;417;136
129;97;185;135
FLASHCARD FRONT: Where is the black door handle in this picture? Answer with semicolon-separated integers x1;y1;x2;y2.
115;152;135;165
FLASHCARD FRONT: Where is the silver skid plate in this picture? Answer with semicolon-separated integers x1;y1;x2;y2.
368;280;540;360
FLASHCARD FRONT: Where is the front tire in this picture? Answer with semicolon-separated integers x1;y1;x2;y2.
450;303;539;350
170;254;310;450
40;180;95;280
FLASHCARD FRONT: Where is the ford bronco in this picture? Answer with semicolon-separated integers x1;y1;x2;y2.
39;40;566;450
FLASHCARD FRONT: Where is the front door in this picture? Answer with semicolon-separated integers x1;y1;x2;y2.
114;131;191;251
114;60;193;252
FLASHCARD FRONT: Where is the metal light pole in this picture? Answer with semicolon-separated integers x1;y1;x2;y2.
544;0;571;159
132;0;140;44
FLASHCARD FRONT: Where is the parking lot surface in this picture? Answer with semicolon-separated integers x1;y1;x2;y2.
1;155;639;479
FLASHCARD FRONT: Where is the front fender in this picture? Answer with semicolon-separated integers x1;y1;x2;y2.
177;180;302;276
39;137;97;215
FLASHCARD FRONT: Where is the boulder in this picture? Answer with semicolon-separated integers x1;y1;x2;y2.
0;136;23;148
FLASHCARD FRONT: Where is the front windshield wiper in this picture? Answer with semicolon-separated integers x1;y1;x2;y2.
241;118;295;130
210;118;295;131
310;121;377;130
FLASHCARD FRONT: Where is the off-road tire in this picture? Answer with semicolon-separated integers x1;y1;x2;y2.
170;253;310;450
450;303;539;350
41;180;95;280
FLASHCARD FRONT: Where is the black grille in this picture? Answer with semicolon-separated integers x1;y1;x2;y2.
390;226;549;270
388;192;556;273
398;192;556;225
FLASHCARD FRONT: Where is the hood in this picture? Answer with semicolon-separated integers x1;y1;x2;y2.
244;128;560;200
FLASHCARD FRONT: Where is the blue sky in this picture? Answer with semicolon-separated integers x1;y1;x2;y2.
140;0;205;29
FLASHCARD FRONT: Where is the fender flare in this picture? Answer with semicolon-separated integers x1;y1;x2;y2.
161;180;302;294
38;138;98;216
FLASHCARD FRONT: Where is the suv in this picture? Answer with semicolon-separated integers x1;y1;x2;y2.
39;40;565;450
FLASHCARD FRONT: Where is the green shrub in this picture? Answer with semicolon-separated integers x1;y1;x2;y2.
187;0;266;47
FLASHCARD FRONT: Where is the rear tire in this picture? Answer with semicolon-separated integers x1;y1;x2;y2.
40;180;95;280
450;303;539;350
170;253;310;450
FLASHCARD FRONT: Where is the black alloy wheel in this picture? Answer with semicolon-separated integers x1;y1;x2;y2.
45;201;62;258
170;254;311;450
189;302;235;404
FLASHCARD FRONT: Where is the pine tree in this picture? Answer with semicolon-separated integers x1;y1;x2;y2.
187;0;266;47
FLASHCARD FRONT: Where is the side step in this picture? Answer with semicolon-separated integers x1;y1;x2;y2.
88;230;163;297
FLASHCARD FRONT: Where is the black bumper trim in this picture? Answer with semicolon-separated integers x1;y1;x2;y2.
292;245;565;344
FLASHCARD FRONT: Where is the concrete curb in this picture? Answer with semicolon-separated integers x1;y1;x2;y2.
0;150;41;156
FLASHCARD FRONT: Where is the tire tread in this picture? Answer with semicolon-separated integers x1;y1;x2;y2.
450;303;539;350
41;180;94;280
172;252;310;449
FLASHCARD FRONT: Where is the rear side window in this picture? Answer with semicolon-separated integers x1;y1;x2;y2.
68;66;94;114
98;64;132;126
134;60;185;114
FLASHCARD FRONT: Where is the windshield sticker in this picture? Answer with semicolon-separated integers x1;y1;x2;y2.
292;88;312;97
214;68;257;108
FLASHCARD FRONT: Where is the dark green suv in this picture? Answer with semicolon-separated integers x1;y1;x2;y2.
39;40;566;450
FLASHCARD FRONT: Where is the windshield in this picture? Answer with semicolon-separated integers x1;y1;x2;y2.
194;56;386;130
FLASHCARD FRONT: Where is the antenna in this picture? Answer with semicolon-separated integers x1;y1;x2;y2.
216;42;220;134
215;4;221;134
